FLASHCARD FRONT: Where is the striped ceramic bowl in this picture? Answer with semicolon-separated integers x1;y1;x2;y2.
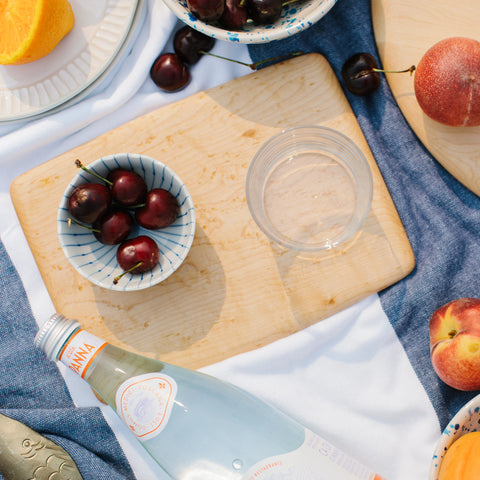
58;153;195;291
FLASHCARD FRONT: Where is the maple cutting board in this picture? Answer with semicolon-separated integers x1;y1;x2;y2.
372;0;480;196
11;54;414;370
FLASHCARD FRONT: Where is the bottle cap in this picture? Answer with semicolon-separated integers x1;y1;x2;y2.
34;313;81;361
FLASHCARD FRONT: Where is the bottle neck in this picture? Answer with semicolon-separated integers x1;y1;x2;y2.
35;313;109;378
58;328;109;378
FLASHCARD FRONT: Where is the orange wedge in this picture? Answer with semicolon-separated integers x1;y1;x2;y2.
0;0;75;65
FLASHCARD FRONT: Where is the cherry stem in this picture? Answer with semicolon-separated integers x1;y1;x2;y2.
198;50;304;70
373;65;416;76
67;217;100;233
75;159;113;186
113;261;144;284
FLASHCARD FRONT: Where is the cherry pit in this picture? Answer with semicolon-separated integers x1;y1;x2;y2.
68;160;179;284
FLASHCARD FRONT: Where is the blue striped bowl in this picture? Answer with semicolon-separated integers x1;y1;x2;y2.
58;153;196;291
162;0;337;44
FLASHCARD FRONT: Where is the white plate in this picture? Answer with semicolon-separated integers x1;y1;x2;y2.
5;0;147;124
0;0;138;122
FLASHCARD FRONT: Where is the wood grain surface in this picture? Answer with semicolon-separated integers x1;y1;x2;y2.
11;54;414;369
372;0;480;195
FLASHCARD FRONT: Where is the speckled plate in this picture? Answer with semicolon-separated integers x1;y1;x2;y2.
58;153;196;292
429;393;480;479
0;0;138;122
161;0;337;43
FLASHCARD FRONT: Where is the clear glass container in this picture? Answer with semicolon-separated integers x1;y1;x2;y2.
246;126;373;252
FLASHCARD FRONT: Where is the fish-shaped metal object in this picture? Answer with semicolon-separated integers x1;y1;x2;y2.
0;413;84;480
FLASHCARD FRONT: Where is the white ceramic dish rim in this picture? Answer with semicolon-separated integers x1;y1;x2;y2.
429;393;480;480
57;153;196;291
0;0;146;125
0;0;138;122
162;0;338;44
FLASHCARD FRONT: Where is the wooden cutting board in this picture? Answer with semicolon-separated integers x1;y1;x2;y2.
372;0;480;196
11;54;414;370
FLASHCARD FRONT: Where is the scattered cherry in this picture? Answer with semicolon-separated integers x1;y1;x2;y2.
341;53;381;96
151;24;303;92
187;0;225;21
220;0;248;30
173;25;216;65
150;53;191;92
135;188;179;230
107;169;148;207
114;235;160;284
247;0;282;24
92;209;134;245
341;52;416;96
68;183;112;224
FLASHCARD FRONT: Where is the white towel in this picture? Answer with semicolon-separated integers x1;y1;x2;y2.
0;1;441;479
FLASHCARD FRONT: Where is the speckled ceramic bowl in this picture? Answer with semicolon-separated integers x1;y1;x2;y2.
58;153;196;291
429;393;480;479
162;0;337;44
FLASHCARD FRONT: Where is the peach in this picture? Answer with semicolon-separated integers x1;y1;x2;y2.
429;298;480;391
414;37;480;127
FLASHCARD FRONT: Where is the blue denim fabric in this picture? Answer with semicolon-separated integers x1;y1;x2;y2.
249;0;480;430
0;240;136;480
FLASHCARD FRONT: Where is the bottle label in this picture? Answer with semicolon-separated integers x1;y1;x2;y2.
59;329;108;378
115;372;177;441
243;429;384;480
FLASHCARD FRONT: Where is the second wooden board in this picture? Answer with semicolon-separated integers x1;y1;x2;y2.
372;0;480;196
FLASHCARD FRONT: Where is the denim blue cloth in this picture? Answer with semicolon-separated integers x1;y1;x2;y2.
249;0;480;430
0;240;135;480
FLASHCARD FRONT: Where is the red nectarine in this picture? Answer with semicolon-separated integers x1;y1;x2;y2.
414;37;480;127
429;298;480;391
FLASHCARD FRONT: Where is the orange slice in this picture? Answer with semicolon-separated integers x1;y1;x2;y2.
0;0;75;65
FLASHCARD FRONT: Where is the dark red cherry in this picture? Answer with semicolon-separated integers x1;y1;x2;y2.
92;209;134;245
220;0;248;30
106;169;148;207
135;189;179;230
68;183;112;224
341;53;381;96
247;0;282;24
173;25;215;65
187;0;224;21
114;235;160;283
150;53;190;92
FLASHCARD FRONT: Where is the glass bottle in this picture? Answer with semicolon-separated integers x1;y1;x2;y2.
35;313;385;480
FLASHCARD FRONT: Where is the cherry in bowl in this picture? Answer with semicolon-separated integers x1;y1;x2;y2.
58;153;196;291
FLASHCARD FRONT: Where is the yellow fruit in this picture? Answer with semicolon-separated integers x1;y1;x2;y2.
439;431;480;480
0;0;75;65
